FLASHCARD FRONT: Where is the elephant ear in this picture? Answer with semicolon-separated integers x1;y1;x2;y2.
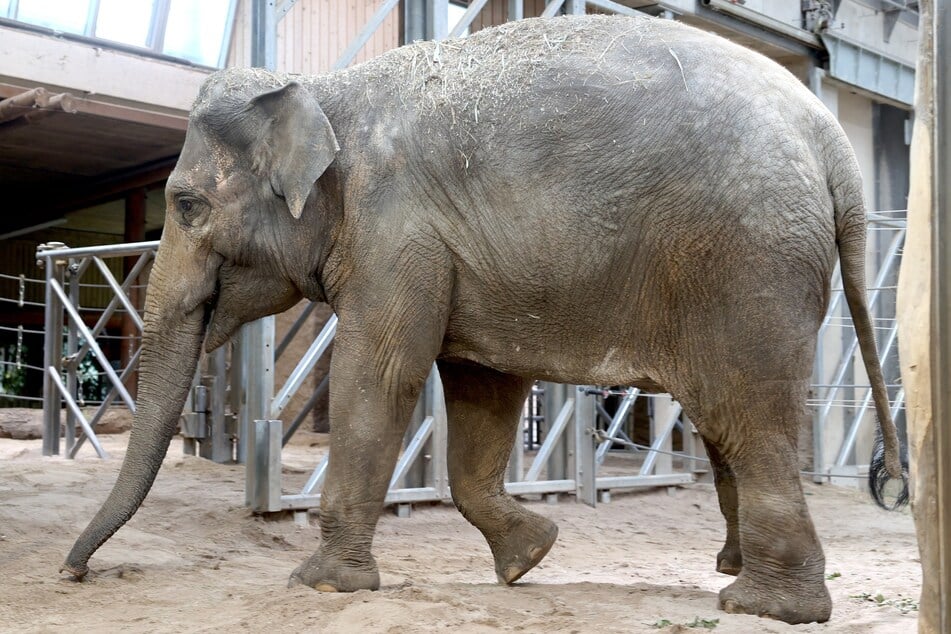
246;82;339;219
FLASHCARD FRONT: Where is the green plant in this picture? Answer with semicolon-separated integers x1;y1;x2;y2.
850;592;919;614
62;331;108;404
0;343;27;396
648;617;718;630
686;617;719;629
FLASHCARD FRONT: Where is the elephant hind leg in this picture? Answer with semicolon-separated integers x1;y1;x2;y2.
437;361;558;585
701;380;831;624
698;436;742;576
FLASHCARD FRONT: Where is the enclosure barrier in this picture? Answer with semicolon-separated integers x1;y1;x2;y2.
30;214;906;510
811;212;906;482
35;241;157;459
246;213;908;513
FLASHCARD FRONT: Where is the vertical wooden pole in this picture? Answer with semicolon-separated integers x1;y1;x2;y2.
898;2;946;631
930;1;951;630
122;188;146;401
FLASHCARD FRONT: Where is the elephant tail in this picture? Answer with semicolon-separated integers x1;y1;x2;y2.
830;161;908;508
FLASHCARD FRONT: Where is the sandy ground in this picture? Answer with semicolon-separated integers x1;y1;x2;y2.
0;431;920;634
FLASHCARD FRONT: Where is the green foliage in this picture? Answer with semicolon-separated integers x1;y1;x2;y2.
826;571;842;580
62;331;108;403
686;617;719;629
850;592;919;614
0;343;26;396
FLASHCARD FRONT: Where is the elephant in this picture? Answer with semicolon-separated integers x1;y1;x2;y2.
61;14;904;625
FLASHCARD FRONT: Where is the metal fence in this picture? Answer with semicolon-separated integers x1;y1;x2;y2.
811;210;906;484
34;241;156;458
26;212;906;508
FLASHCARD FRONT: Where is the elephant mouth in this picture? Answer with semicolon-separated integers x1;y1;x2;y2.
202;283;231;352
204;281;220;321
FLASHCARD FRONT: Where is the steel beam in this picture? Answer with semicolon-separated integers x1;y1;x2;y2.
335;0;401;68
525;397;574;481
428;0;449;39
40;243;67;456
240;318;274;498
251;0;277;70
450;0;490;37
574;387;597;507
542;0;566;18
250;419;282;512
271;314;336;418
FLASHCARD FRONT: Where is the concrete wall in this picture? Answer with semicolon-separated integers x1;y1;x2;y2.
0;24;208;113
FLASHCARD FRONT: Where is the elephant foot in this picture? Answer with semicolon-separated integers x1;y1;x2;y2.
715;544;742;576
492;513;558;585
718;573;831;624
287;551;380;592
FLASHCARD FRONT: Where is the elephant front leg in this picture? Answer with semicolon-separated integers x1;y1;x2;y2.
438;361;558;584
289;338;434;592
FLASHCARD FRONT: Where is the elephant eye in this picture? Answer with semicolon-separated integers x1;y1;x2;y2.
176;197;201;226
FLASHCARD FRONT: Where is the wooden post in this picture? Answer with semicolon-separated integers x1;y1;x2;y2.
121;188;146;401
897;1;946;631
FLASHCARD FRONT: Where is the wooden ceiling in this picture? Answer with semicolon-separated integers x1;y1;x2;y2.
0;83;185;237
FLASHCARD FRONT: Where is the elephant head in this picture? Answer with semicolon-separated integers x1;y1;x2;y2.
63;74;340;578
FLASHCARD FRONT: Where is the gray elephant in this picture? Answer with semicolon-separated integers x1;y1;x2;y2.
62;14;903;625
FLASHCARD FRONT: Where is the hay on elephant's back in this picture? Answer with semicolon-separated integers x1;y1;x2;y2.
353;14;669;124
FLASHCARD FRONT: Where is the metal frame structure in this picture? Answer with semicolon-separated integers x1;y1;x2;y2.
36;240;157;459
812;214;907;481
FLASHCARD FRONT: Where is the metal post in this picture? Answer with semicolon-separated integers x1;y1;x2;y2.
574;387;597;507
427;0;449;40
650;395;675;475
507;426;524;482
251;0;277;70
544;383;573;480
565;0;586;14
403;383;428;489
64;258;80;452
243;0;278;505
201;346;232;463
429;367;450;500
508;0;524;21
251;419;283;512
404;0;426;43
931;0;951;628
39;243;67;456
241;318;274;503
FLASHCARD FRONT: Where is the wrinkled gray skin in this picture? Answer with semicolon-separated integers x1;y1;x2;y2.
62;15;902;625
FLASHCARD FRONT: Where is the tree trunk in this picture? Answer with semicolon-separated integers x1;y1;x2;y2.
896;1;940;631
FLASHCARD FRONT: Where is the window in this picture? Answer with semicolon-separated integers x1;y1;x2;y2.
3;0;236;68
162;0;233;67
95;0;153;48
15;0;91;34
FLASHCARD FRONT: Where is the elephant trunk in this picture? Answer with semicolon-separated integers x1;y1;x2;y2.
62;265;208;579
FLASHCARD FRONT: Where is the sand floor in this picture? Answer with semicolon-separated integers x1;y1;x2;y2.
0;431;920;633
